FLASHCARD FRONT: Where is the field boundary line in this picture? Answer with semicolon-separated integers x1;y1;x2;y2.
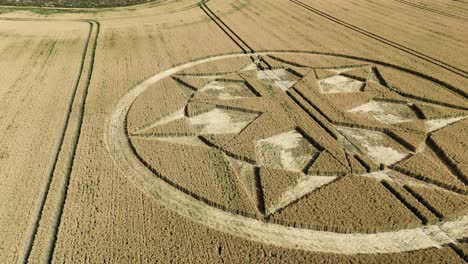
289;0;468;80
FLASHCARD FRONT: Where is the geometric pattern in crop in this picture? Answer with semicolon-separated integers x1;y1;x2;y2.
319;75;364;94
348;100;417;124
336;126;410;165
107;51;468;254
255;130;319;172
256;68;300;92
196;80;257;100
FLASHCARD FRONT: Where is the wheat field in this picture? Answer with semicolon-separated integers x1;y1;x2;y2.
0;0;467;263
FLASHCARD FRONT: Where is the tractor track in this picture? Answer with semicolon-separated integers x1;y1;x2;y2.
393;0;468;22
0;17;100;263
289;0;468;79
1;1;467;260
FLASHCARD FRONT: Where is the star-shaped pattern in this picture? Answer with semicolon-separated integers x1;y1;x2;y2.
127;53;467;231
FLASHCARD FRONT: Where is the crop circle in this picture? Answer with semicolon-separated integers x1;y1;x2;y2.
106;51;467;254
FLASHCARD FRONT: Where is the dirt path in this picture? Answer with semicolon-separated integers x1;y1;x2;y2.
106;52;468;254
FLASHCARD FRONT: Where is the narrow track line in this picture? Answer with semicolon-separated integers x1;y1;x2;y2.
381;181;429;225
287;89;338;140
203;4;254;52
200;3;253;53
45;20;100;264
393;0;468;22
426;136;468;186
17;20;94;264
403;185;444;220
289;0;468;79
448;243;468;262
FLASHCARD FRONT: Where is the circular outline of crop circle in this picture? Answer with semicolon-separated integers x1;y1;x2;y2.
106;51;467;254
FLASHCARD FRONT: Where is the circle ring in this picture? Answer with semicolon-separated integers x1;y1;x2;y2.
106;51;467;254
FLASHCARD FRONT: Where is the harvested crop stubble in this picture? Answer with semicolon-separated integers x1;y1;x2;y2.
0;21;88;263
131;138;257;215
270;176;420;233
406;185;468;221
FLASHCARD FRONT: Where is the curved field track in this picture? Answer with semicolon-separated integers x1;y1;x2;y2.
0;0;467;263
106;51;468;254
